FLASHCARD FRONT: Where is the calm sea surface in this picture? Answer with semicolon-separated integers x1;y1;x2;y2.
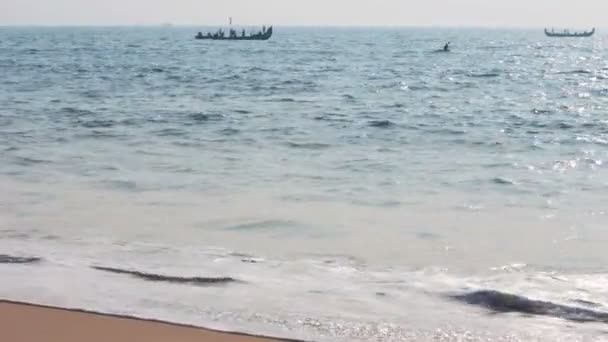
1;27;608;341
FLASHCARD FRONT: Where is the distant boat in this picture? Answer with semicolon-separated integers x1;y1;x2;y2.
195;26;273;41
544;28;595;37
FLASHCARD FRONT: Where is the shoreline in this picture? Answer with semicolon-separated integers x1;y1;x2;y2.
0;299;305;342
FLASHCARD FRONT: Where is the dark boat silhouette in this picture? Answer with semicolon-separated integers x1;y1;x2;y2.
196;26;273;41
544;28;595;37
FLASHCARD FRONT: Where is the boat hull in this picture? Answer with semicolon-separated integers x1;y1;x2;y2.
544;28;595;37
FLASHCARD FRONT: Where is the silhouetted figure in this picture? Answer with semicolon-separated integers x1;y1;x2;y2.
443;42;450;52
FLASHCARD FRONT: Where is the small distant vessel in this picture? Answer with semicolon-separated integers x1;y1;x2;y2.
544;28;595;37
195;26;273;41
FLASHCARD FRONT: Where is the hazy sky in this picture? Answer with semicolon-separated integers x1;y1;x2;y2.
1;0;606;27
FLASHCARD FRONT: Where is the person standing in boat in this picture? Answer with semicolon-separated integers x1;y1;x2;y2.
444;42;450;51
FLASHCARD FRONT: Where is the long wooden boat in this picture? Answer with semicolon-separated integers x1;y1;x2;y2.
544;28;595;37
196;26;273;41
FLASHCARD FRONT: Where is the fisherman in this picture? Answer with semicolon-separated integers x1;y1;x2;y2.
443;42;450;52
196;32;203;39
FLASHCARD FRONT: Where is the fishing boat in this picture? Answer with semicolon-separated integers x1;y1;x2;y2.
195;26;273;41
544;28;595;37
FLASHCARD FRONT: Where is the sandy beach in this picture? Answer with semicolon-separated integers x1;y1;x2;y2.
0;300;299;342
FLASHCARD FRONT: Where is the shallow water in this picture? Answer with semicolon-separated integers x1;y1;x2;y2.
1;27;608;341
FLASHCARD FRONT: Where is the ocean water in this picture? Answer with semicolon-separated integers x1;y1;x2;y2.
1;26;608;341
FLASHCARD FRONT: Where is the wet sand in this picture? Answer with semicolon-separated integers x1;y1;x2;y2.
0;300;300;342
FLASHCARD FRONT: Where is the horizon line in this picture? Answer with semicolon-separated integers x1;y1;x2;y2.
0;23;601;30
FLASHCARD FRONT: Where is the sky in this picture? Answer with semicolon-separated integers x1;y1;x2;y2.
1;0;606;27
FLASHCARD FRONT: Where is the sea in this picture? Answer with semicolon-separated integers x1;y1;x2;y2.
1;26;608;341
